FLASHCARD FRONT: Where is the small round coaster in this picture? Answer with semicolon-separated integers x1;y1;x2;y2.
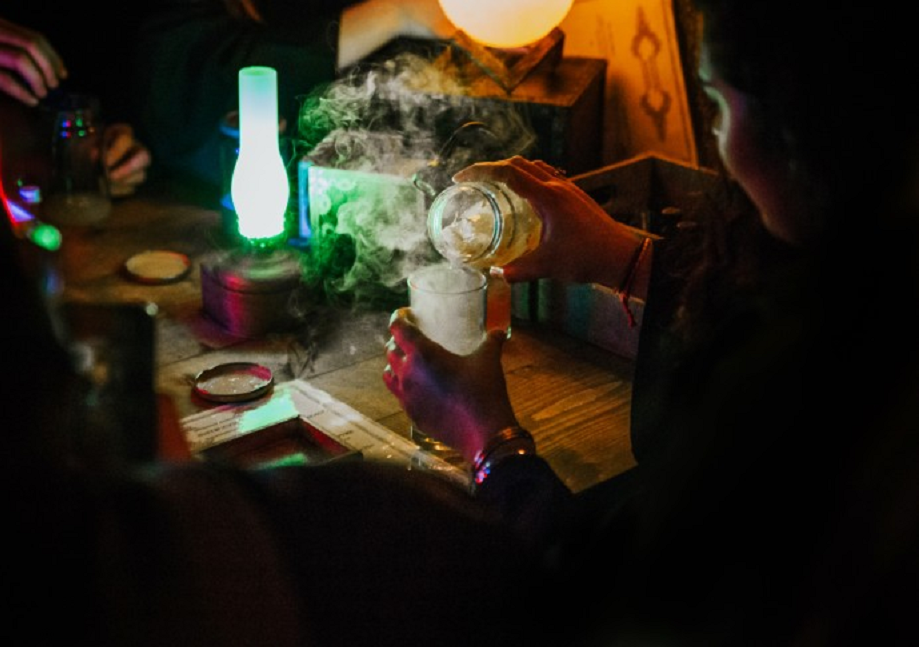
124;250;191;285
193;362;274;403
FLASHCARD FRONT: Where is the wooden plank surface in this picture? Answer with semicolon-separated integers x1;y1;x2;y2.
52;184;637;492
1;87;637;493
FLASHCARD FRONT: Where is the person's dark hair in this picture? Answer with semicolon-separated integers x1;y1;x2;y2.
670;0;919;342
692;0;919;231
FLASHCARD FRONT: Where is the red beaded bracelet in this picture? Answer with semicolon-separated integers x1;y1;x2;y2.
619;237;652;328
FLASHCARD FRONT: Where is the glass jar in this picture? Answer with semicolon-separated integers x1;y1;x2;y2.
43;92;112;227
426;181;542;335
427;181;542;269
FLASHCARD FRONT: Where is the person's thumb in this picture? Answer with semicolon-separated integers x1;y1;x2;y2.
481;328;508;356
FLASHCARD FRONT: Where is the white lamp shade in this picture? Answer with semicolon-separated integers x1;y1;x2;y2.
439;0;573;48
231;66;290;241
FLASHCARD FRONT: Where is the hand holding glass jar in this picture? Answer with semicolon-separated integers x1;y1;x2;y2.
426;177;543;336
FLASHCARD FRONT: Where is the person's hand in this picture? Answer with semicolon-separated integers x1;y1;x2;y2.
453;156;643;290
102;123;151;197
0;17;67;106
338;0;456;70
383;307;518;463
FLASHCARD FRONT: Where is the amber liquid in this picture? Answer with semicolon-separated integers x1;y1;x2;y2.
486;272;512;337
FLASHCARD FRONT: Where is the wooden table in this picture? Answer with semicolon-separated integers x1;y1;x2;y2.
2;96;636;494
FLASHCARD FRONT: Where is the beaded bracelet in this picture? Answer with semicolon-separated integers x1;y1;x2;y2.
618;236;652;328
471;425;536;490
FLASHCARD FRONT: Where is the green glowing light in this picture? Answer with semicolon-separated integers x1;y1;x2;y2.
28;223;62;251
230;66;290;243
258;453;309;468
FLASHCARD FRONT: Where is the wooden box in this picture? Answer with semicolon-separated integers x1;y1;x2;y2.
422;53;608;175
516;153;722;360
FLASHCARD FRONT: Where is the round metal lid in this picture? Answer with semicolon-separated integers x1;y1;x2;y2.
201;249;301;293
192;362;274;403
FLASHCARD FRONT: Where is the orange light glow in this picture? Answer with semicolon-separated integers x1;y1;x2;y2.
439;0;573;49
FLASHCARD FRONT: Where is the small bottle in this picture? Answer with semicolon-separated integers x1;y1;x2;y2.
427;181;543;335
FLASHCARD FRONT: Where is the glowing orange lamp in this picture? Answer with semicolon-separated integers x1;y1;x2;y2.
439;0;573;49
438;0;574;91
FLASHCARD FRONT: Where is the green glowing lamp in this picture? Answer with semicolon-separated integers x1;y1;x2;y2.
230;66;289;244
28;222;62;251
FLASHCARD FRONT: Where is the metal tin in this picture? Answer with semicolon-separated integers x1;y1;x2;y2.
199;248;303;337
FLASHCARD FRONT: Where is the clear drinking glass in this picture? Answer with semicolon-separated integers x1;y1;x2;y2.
42;92;112;227
407;263;487;462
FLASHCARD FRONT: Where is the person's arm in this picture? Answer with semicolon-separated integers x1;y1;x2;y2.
383;306;574;545
384;156;656;477
338;0;455;70
453;157;655;300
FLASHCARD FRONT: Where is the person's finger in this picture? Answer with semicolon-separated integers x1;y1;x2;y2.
454;156;560;185
451;159;509;184
530;159;567;179
103;125;135;163
0;69;40;106
104;125;152;171
109;170;147;197
27;36;66;88
384;336;405;369
482;328;508;353
388;307;425;350
382;362;400;396
382;360;395;381
0;43;51;99
0;21;66;91
107;147;151;181
506;156;560;180
104;128;151;196
390;305;415;325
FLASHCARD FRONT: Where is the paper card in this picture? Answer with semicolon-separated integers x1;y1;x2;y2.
181;379;469;486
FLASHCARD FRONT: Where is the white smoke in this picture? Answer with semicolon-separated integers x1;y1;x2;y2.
297;50;536;309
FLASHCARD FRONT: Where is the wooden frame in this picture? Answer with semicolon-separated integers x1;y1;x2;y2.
560;0;717;168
